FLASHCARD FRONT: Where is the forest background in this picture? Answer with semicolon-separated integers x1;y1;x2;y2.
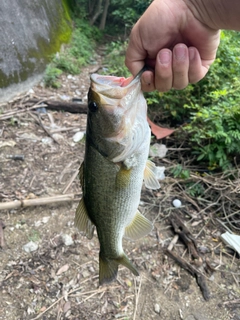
45;0;240;177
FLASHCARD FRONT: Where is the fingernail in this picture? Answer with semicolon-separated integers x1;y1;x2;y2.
174;45;186;61
159;50;171;64
189;48;195;61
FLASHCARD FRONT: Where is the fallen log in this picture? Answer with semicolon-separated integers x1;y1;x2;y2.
27;99;88;114
0;193;80;210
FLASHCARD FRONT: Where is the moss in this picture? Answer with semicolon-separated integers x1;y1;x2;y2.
0;0;72;89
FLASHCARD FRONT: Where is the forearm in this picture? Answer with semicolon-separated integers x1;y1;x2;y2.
184;0;240;30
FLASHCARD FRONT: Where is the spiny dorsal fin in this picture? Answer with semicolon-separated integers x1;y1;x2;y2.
124;210;153;240
144;160;160;190
99;252;139;286
75;198;94;239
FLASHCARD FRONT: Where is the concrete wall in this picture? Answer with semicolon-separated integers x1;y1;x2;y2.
0;0;71;103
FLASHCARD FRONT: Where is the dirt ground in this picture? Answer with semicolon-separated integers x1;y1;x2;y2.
0;56;240;320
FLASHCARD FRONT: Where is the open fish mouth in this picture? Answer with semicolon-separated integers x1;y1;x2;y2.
90;66;148;91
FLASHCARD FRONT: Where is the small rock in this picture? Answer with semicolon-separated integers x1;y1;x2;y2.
52;133;64;142
42;216;50;224
23;241;38;253
27;88;34;94
75;90;81;95
173;199;182;208
42;137;53;144
82;270;90;278
154;303;161;314
59;94;71;101
61;234;74;246
35;107;47;114
72;131;85;142
34;220;42;227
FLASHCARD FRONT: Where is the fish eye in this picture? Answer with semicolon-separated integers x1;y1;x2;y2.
88;101;98;112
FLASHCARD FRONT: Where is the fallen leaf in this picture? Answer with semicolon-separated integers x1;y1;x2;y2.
0;140;16;148
63;301;71;313
56;264;69;275
147;117;175;139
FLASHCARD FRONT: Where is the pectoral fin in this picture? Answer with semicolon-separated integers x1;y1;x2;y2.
144;160;160;189
74;198;94;239
99;252;139;285
124;210;153;240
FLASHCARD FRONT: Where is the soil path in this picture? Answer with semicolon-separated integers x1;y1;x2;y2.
0;51;239;320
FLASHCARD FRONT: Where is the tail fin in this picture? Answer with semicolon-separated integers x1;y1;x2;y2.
99;252;139;285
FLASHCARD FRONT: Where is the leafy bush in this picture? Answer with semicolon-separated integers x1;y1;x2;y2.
44;66;63;88
146;31;240;171
102;40;131;77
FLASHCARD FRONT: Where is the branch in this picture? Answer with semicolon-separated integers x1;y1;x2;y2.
0;194;80;211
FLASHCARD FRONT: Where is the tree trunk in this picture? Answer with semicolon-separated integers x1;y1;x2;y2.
89;0;103;26
99;0;110;30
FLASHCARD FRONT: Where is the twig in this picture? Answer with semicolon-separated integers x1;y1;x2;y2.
28;112;60;144
62;168;79;194
0;194;80;211
133;275;142;320
169;213;200;261
31;286;116;320
0;101;46;120
223;299;240;306
165;249;211;300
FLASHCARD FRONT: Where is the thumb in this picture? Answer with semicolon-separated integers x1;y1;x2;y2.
125;24;147;76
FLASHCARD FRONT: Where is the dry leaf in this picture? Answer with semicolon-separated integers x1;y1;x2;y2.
63;301;71;313
56;264;69;275
147;117;175;139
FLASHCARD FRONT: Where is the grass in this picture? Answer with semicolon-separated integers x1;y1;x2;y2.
44;19;102;88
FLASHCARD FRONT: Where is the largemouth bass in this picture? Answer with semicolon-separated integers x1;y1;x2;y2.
75;70;163;285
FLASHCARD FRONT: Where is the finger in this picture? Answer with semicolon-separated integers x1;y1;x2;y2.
141;70;155;92
154;49;173;92
188;47;208;83
172;44;189;90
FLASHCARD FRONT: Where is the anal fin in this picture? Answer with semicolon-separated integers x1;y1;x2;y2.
74;198;95;239
124;210;153;240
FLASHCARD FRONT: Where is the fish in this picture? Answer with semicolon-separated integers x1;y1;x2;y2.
75;69;164;285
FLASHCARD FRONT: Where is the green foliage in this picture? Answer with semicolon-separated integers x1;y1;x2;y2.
102;41;131;77
171;164;190;179
44;66;63;88
28;229;41;242
44;19;100;87
108;0;152;34
71;0;151;34
146;31;240;171
185;181;205;197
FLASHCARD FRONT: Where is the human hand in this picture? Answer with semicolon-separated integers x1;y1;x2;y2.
125;0;220;92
